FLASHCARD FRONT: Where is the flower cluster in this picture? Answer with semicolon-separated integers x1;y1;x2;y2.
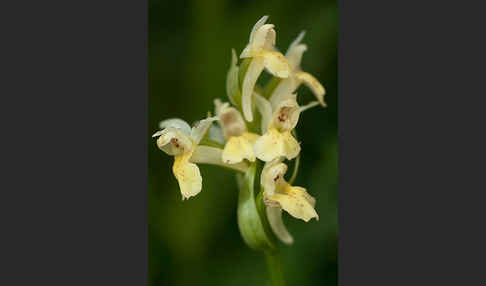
153;16;326;245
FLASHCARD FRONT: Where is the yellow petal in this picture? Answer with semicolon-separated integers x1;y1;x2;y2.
285;43;307;71
281;131;301;160
262;51;291;78
268;185;318;222
222;135;256;164
262;28;276;51
251;24;275;54
241;131;259;143
248;16;269;48
289;185;316;208
295;71;326;106
241;57;265;122
240;45;252;59
172;151;202;200
240;22;274;58
254;128;300;162
268;77;297;110
286;30;306;55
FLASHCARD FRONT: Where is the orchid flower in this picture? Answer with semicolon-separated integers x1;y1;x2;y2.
153;117;247;200
152;15;329;255
214;99;260;164
239;15;291;122
269;31;327;109
261;158;318;244
253;94;302;162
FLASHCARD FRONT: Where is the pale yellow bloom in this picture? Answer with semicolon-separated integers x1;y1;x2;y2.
254;95;301;162
269;31;327;109
239;16;291;122
222;133;259;164
261;159;318;243
153;116;246;199
214;99;259;164
172;149;201;199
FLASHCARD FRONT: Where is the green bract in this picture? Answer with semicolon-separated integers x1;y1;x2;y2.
237;163;276;251
226;49;242;108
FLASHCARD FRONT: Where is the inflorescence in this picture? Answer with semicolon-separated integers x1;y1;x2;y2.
153;15;326;245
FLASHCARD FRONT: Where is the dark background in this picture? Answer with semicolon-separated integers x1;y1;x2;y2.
2;0;482;285
148;0;338;285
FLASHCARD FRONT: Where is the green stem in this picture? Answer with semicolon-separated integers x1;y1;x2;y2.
264;251;286;286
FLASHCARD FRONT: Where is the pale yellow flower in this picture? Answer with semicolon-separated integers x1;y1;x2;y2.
269;31;327;109
153;116;247;199
261;158;318;243
253;94;301;162
214;99;259;164
239;16;291;122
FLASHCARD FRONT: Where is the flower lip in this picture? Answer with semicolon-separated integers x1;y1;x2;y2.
173;150;202;200
261;160;319;222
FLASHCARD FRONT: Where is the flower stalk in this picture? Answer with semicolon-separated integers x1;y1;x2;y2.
264;251;286;286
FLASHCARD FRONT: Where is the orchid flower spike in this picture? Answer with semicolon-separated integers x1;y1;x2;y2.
214;99;260;164
253;94;301;162
240;16;291;122
153;116;247;200
262;158;318;244
269;31;327;109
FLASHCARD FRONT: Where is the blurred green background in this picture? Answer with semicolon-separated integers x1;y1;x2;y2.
148;0;337;285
